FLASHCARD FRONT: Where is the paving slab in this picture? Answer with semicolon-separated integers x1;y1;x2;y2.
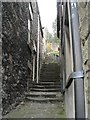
3;101;65;118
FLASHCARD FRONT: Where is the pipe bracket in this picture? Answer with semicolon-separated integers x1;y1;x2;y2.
68;70;84;80
63;70;84;93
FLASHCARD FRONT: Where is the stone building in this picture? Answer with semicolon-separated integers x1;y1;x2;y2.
57;1;89;118
2;1;44;115
78;2;90;118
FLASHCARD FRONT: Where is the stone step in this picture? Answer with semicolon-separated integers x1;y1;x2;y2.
26;63;62;103
41;71;60;73
32;84;61;89
41;68;60;70
42;63;59;65
32;85;45;88
30;88;60;92
39;80;60;83
41;67;60;69
32;83;60;87
40;78;60;79
41;69;60;72
41;72;60;75
41;65;60;68
40;73;60;76
40;75;60;78
32;86;61;89
41;66;60;69
39;77;60;82
25;92;58;98
40;72;60;75
38;81;61;85
42;65;60;68
40;74;60;76
41;66;60;68
25;97;62;103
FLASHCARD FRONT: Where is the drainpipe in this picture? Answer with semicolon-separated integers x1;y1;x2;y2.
33;55;35;82
37;14;40;83
70;1;85;118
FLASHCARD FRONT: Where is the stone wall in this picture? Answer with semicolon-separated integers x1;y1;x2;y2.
2;1;44;115
78;2;90;118
2;2;29;115
0;1;2;117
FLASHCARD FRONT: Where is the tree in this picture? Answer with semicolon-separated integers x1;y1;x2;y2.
44;27;53;43
52;19;57;34
53;33;59;43
52;19;59;43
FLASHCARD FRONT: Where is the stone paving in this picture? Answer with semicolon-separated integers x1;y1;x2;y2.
3;101;65;118
3;55;65;119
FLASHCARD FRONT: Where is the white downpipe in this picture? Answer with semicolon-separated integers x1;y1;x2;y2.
33;56;35;82
37;15;40;83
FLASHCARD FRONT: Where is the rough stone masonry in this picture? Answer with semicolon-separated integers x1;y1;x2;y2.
78;2;90;118
2;1;43;116
2;2;30;115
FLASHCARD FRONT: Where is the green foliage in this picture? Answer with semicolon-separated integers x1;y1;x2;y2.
44;18;59;44
52;19;57;34
53;33;59;43
44;27;53;43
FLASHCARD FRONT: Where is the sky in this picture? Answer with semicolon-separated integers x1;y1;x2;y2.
37;0;57;34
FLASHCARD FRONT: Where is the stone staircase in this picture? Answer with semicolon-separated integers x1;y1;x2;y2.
25;63;62;103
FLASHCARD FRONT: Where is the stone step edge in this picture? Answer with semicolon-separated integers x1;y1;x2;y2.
25;97;63;103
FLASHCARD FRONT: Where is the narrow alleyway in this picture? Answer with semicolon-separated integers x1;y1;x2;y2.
3;55;65;118
2;1;88;119
3;101;65;118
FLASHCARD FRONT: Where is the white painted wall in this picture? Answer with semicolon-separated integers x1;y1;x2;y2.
37;15;40;83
